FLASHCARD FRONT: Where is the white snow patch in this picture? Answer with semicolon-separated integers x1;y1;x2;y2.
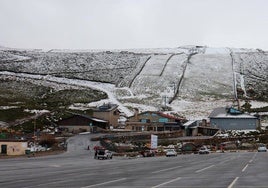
240;100;268;109
24;109;50;114
123;103;158;113
205;47;229;54
0;106;20;110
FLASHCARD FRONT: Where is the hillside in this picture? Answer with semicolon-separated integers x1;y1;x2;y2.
0;46;267;121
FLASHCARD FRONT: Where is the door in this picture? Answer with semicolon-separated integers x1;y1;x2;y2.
1;144;7;154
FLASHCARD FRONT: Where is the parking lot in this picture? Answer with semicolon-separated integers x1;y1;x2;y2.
1;133;268;188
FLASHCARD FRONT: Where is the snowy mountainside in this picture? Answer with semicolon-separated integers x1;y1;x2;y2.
0;46;267;119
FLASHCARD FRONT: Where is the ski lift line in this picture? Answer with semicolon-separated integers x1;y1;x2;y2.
228;48;238;101
239;56;245;76
159;53;183;77
128;56;151;88
168;52;197;104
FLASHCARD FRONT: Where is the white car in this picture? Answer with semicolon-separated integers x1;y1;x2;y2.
258;145;267;152
198;146;210;154
166;149;177;157
95;149;113;159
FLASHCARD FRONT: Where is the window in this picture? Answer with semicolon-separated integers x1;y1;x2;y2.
141;119;150;123
159;118;168;123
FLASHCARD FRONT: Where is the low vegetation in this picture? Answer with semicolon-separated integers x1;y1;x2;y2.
0;77;107;133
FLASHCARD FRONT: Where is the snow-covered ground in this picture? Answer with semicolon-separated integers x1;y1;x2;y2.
0;46;267;120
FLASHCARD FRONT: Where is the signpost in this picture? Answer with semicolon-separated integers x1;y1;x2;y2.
151;134;158;149
89;122;92;133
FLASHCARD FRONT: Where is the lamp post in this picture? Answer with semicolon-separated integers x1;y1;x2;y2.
33;111;39;155
33;115;36;155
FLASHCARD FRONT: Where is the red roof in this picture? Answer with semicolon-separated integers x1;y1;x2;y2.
156;112;184;121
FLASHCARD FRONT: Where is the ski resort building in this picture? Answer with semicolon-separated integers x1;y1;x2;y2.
125;111;185;132
182;120;219;136
93;103;120;128
209;107;260;130
57;114;108;133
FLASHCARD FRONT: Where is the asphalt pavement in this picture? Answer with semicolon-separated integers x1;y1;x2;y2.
0;134;268;188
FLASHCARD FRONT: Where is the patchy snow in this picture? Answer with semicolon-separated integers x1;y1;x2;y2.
68;103;91;111
24;109;50;114
240;74;247;97
205;47;230;54
0;71;134;117
240;100;268;109
0;46;267;120
168;99;233;120
0;106;20;110
123;102;158;113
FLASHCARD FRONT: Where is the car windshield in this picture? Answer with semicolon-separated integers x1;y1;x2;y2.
97;150;105;155
167;149;174;152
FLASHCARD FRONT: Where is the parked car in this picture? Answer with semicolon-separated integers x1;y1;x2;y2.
95;149;113;159
258;145;267;152
140;150;155;157
165;149;177;157
198;146;210;154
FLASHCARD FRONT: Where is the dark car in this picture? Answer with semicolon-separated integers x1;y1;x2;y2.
140;150;155;157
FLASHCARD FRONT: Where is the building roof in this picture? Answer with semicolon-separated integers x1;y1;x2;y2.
93;103;119;112
209;107;257;119
90;117;108;123
130;111;184;121
57;113;108;126
183;120;196;127
157;112;184;121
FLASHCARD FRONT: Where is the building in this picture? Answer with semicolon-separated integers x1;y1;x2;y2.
125;111;185;132
93;103;120;128
57;114;108;133
209;107;260;130
182;120;219;136
0;140;28;155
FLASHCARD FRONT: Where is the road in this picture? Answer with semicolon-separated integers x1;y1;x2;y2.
0;151;267;188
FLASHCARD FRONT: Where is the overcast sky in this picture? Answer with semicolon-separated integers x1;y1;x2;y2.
1;0;268;50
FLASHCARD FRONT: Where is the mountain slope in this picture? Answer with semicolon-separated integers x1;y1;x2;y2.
0;46;267;119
